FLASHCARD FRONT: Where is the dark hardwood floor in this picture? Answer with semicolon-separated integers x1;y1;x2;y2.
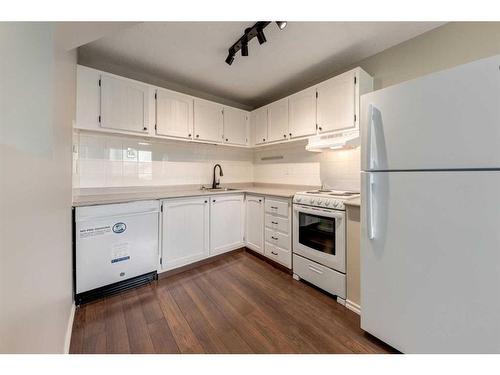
70;250;395;354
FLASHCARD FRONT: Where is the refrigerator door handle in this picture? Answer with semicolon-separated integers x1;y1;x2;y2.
367;173;375;239
367;104;379;170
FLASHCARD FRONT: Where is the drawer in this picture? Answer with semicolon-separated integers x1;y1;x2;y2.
265;228;290;251
293;254;346;299
265;198;289;217
265;214;289;234
265;242;291;268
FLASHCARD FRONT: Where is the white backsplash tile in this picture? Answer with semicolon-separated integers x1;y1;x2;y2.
74;132;360;190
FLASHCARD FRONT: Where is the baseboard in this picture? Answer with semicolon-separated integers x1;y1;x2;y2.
346;299;361;315
64;302;76;354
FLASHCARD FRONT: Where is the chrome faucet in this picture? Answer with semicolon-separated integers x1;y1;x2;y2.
212;164;224;189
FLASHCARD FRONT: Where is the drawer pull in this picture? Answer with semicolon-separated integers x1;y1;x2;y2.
271;221;278;224
271;236;278;240
271;251;278;256
270;206;278;209
308;265;323;274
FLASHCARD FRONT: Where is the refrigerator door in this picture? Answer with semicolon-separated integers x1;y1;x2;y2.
361;171;500;353
361;54;500;171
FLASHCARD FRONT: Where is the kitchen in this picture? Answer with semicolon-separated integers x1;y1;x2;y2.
2;5;500;370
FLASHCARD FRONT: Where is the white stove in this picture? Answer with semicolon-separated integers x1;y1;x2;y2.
292;189;359;304
293;189;359;210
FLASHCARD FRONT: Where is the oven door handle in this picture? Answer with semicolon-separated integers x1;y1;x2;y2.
293;204;344;219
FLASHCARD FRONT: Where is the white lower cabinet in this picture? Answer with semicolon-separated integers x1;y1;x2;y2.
261;196;293;269
245;195;264;254
210;194;245;256
161;197;209;271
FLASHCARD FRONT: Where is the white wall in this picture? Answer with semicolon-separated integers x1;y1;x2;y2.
0;23;76;353
74;132;254;188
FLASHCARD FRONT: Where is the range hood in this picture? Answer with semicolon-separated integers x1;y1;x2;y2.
306;129;360;152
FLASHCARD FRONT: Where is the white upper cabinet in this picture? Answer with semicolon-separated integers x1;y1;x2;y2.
75;65;100;130
288;86;317;138
161;197;209;271
267;98;289;142
100;74;150;134
245;195;264;254
210;194;245;256
223;107;248;146
316;70;356;133
253;106;268;144
155;88;193;139
193;99;223;143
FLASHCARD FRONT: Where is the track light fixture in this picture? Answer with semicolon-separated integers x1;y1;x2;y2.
257;29;267;44
241;43;249;56
225;21;287;65
276;21;287;30
225;53;235;65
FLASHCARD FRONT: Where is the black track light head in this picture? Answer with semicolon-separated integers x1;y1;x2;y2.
225;53;235;65
257;30;267;44
241;43;248;56
276;21;287;30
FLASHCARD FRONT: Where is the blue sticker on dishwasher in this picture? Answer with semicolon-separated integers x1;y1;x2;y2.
111;256;130;264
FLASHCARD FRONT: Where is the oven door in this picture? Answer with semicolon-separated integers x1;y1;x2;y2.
293;204;345;273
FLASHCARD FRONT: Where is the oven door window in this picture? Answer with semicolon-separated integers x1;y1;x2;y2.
298;211;335;255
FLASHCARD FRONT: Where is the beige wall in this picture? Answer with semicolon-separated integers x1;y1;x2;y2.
343;22;500;90
0;23;76;353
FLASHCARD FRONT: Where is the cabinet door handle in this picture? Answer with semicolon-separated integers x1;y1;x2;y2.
283;134;287;138
213;199;216;202
271;236;278;240
263;138;266;142
188;133;192;137
143;126;148;131
271;206;278;209
196;134;200;138
271;221;278;224
318;126;322;131
289;133;292;137
204;200;208;203
259;199;262;202
271;251;278;256
226;138;229;142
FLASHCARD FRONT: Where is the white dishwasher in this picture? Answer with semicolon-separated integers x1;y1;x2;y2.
74;200;159;304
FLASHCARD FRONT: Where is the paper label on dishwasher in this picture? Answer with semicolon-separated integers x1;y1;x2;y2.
111;242;130;264
79;225;111;239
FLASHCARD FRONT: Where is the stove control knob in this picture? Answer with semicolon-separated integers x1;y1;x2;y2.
310;198;316;205
324;200;330;206
295;196;302;203
333;201;339;207
317;199;323;206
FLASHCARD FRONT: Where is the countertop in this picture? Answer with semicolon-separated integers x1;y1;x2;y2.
72;183;315;207
344;197;361;207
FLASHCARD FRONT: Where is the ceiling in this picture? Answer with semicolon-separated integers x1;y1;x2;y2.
78;22;444;109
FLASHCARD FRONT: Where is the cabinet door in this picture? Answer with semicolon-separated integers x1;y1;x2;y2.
75;65;100;130
289;86;317;138
223;107;248;146
100;74;150;134
210;194;245;256
316;70;356;133
156;88;193;139
245;195;264;254
268;98;289;142
253;107;268;144
161;197;209;271
194;99;223;143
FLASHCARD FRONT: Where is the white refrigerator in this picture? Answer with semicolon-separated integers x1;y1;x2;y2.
360;54;500;353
